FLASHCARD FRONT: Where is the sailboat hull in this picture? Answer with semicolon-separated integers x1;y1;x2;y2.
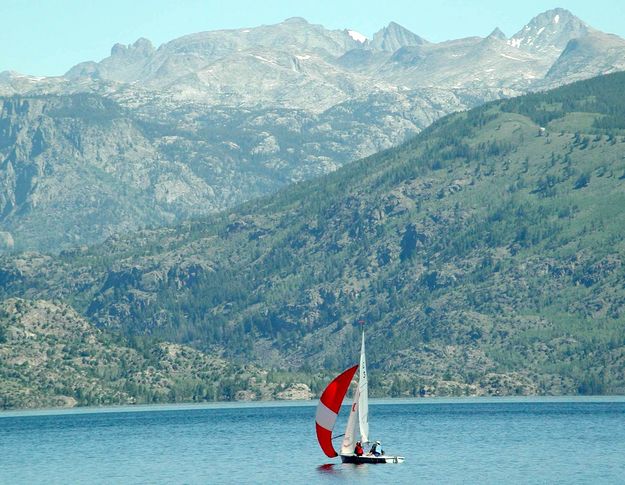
340;454;405;464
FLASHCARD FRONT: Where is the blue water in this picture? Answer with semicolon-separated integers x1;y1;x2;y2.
2;397;625;484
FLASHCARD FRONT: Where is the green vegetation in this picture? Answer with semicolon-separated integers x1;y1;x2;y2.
2;72;625;407
0;299;323;409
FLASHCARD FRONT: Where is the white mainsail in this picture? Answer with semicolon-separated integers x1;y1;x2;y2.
358;328;369;443
340;385;360;455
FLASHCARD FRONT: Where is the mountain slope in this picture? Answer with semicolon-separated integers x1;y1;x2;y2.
3;72;625;399
545;32;625;83
0;298;321;409
0;298;242;408
0;88;486;251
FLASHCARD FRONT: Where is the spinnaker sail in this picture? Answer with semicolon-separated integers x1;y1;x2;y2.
315;364;358;458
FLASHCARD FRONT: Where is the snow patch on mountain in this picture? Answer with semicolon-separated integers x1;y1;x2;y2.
500;53;526;61
251;54;278;66
348;30;367;43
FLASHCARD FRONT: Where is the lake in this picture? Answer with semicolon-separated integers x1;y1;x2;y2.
1;397;625;484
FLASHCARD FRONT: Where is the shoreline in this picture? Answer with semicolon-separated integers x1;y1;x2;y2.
2;394;625;418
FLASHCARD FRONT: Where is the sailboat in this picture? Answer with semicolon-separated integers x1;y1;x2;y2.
315;325;404;464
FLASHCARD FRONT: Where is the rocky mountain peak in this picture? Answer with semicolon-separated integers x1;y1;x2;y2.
0;70;21;80
488;27;507;41
132;37;155;53
370;21;428;52
282;17;309;25
110;37;155;57
508;8;593;55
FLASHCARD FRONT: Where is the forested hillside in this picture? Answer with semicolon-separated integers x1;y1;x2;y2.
2;72;625;406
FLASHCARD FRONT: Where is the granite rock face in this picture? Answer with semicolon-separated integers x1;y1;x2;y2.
0;90;486;251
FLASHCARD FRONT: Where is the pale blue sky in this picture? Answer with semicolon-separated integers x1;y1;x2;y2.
2;0;624;76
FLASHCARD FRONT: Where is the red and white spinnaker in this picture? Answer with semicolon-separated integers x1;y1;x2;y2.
314;364;358;457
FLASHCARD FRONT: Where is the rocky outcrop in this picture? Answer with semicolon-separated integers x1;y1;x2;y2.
276;383;313;400
0;232;13;250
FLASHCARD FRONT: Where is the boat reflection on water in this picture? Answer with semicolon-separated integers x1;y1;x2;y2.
316;463;337;474
316;462;371;477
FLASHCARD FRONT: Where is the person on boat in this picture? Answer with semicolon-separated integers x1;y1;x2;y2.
354;441;364;456
368;441;381;457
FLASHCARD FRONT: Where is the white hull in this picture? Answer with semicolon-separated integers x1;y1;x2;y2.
340;454;405;464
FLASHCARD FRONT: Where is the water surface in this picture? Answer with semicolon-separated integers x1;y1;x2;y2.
2;397;625;484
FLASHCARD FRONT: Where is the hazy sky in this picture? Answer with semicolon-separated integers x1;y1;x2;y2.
2;0;625;76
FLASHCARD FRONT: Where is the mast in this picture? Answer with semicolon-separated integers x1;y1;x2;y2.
358;321;369;443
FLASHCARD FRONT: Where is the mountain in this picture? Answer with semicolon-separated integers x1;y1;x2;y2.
64;18;364;110
3;72;625;404
377;8;613;91
0;95;190;248
503;8;625;91
487;28;507;41
546;32;625;83
1;10;625;252
508;8;593;56
369;22;429;52
0;298;230;408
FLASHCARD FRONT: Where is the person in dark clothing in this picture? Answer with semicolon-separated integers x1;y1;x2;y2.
354;441;364;456
368;441;381;457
